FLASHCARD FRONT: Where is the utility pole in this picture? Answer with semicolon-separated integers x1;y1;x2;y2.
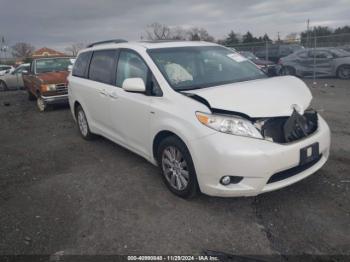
306;19;310;48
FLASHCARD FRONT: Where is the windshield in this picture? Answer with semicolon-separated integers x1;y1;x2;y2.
148;46;266;91
35;58;73;74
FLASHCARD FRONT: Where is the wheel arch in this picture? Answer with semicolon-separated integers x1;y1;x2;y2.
152;130;188;164
336;64;350;77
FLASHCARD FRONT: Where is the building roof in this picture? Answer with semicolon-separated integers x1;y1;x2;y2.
32;47;66;57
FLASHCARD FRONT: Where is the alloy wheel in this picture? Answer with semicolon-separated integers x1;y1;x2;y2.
161;146;189;191
77;110;88;137
339;66;350;79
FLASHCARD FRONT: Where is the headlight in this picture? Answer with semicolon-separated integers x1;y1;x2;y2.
196;112;263;139
41;84;56;91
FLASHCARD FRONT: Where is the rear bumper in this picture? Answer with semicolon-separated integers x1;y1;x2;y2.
42;94;68;104
189;115;331;197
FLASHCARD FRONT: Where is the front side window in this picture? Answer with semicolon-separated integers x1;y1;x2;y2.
88;50;117;84
35;58;73;74
116;51;148;87
148;46;266;91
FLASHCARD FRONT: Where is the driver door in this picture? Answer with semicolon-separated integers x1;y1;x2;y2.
108;49;157;157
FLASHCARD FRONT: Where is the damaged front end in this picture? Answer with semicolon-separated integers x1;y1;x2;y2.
256;109;318;143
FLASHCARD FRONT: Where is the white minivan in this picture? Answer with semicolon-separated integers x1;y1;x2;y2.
68;40;331;198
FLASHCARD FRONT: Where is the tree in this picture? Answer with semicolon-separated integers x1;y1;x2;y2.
223;30;240;46
169;26;187;40
65;43;85;56
11;42;35;58
262;33;271;42
242;31;257;43
145;22;171;40
187;27;215;42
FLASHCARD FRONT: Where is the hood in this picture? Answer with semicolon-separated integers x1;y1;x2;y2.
37;71;69;84
184;76;312;118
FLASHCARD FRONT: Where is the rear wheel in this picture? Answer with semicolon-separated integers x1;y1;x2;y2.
76;105;95;140
0;81;7;91
157;136;199;198
280;66;296;76
337;65;350;79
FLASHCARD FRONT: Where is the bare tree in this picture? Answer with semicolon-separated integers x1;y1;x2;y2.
187;27;215;42
169;26;188;40
11;42;35;58
145;23;171;40
65;43;85;56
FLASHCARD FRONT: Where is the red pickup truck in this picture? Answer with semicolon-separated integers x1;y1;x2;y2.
23;57;75;111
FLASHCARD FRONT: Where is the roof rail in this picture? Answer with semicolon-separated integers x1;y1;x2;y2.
87;39;128;48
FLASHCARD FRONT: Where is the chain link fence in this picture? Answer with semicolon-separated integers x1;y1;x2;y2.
226;33;350;80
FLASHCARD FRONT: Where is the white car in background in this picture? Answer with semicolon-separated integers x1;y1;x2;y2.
68;40;330;198
0;65;14;76
0;63;30;91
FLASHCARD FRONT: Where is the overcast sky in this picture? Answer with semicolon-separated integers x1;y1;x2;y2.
1;0;349;51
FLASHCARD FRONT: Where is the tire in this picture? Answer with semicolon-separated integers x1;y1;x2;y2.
36;96;47;112
75;105;95;140
337;65;350;79
0;80;8;91
157;136;199;198
28;91;36;101
280;66;296;76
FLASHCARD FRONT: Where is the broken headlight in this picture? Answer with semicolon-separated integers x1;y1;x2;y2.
196;112;263;139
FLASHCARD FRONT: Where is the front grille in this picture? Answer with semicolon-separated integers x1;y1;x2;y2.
260;109;318;143
267;154;322;184
55;83;67;95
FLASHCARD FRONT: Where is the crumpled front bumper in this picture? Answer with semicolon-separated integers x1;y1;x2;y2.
189;115;331;197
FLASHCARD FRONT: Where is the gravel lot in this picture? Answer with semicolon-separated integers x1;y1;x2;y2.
0;79;349;257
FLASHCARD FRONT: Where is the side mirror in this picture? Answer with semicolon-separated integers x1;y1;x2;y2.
22;70;29;75
68;65;73;72
122;78;146;93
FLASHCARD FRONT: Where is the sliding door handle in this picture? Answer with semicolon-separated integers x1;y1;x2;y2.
108;91;118;99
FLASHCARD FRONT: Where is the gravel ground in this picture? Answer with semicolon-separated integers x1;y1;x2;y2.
0;79;349;258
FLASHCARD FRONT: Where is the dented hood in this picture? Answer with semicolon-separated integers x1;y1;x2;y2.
185;76;312;118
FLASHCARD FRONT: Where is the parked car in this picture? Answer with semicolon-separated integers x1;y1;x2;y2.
23;57;75;111
279;47;350;79
254;44;304;63
0;63;30;91
69;40;330;198
239;51;278;76
0;65;14;76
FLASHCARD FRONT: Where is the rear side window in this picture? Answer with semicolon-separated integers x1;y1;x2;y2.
89;50;117;84
72;51;92;78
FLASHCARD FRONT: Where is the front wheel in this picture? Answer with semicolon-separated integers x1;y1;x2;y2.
337;65;350;79
36;96;47;112
157;136;199;198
